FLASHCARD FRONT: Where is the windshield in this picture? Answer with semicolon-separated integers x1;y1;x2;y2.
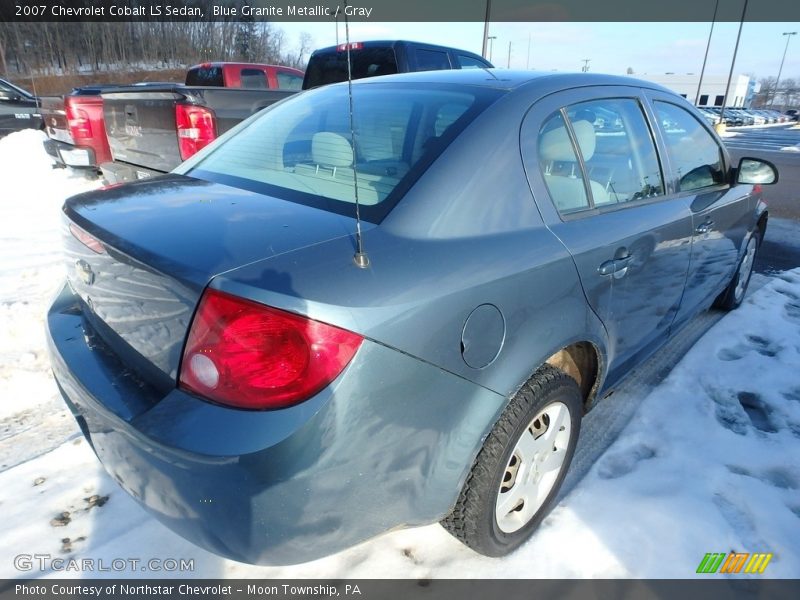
189;82;501;222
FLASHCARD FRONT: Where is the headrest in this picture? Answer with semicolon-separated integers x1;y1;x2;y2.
312;132;353;168
435;103;468;136
539;119;596;162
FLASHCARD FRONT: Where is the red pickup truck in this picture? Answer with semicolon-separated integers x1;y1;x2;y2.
185;63;304;90
42;63;304;174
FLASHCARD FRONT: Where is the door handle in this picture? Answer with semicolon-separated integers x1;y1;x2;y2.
598;254;632;276
696;220;714;235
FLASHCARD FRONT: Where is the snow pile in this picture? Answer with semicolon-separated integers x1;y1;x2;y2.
0;129;797;579
0;130;100;419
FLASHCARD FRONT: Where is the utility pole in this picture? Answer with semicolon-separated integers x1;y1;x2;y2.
772;31;797;107
488;36;497;62
507;41;512;68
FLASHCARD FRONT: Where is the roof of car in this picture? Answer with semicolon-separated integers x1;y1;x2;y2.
352;68;678;95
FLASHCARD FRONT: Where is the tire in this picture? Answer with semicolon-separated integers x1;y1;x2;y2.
714;231;760;311
441;364;582;556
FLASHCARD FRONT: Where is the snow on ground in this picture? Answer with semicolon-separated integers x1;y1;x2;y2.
0;130;798;579
0;130;100;420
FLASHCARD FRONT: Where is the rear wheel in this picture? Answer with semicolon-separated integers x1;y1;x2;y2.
715;232;759;311
442;364;582;556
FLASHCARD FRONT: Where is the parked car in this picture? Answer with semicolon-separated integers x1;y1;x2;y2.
741;109;766;125
696;107;721;125
48;70;776;565
705;106;738;126
0;77;42;136
185;62;304;90
786;108;799;121
100;42;494;184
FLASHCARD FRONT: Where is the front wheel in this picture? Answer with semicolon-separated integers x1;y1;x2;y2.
442;364;582;556
715;231;760;311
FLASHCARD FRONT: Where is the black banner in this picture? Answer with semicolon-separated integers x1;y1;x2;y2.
2;580;800;600
1;0;800;23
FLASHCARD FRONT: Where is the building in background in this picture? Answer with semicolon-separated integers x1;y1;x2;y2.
632;73;752;107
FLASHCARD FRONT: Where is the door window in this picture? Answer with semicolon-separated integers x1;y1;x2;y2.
536;98;664;215
652;101;726;192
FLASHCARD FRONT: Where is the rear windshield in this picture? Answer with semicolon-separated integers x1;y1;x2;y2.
186;67;224;87
189;83;501;222
303;48;398;89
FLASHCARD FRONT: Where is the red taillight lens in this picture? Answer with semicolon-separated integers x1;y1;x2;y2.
179;289;363;410
175;104;217;160
65;102;92;140
69;222;106;254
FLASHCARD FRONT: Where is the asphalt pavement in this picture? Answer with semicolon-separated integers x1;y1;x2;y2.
725;123;800;221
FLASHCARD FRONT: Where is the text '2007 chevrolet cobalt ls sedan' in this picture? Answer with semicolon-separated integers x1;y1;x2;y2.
47;70;777;564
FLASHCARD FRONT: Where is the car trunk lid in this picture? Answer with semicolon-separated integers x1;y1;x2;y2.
63;174;360;388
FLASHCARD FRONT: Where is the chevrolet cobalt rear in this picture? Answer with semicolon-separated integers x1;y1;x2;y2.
48;70;776;564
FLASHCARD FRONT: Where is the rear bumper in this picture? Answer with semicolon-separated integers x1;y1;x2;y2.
43;138;97;169
99;161;163;184
46;282;505;565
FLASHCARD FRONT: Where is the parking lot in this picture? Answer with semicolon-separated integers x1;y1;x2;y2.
721;124;800;274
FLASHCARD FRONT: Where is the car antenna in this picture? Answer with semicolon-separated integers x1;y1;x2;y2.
343;2;370;269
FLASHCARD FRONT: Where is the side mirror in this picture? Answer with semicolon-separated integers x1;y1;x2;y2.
0;90;21;102
736;157;778;185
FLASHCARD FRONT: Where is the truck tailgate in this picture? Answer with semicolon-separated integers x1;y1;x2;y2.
41;95;71;144
102;87;297;174
103;90;183;173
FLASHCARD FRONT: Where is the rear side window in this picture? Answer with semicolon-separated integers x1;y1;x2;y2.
304;48;398;88
415;49;451;71
240;68;268;89
186;67;224;87
458;55;488;69
536;98;664;215
537;111;590;214
276;71;303;90
653;101;725;192
189;84;500;222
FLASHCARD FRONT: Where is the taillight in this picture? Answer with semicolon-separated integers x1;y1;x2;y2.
179;289;363;410
175;104;216;160
336;42;363;51
69;222;106;254
65;101;92;140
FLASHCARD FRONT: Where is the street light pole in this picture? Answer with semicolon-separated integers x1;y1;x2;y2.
719;0;749;127
695;0;720;106
488;36;497;62
482;0;492;59
581;59;590;72
772;31;797;108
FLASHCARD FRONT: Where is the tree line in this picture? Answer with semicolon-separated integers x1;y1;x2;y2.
0;21;312;78
752;76;800;109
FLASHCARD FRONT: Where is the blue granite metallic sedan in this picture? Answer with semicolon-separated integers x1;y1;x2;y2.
47;70;776;563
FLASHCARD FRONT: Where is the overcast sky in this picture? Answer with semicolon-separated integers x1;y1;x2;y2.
281;21;800;81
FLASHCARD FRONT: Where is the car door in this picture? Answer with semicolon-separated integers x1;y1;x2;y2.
521;87;694;386
0;81;40;135
644;94;751;328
